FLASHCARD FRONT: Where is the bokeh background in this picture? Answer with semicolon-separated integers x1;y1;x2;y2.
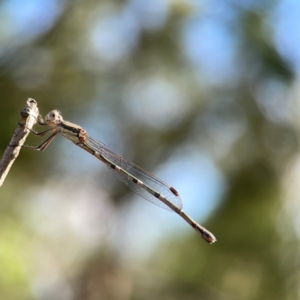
1;0;300;299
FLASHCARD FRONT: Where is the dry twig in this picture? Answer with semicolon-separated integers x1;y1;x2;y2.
0;98;39;187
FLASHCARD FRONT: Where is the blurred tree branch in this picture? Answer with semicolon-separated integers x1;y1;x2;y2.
0;98;39;187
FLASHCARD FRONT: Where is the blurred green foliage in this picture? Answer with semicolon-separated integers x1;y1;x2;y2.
1;0;300;300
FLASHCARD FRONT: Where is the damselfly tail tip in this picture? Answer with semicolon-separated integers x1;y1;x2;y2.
194;224;217;244
202;231;217;244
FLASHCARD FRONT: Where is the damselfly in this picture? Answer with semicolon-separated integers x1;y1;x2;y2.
23;110;216;244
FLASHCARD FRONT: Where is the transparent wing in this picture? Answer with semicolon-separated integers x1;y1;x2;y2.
86;135;183;211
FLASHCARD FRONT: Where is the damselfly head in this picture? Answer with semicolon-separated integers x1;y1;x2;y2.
45;110;63;125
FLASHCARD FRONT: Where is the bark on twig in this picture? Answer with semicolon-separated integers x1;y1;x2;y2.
0;98;39;187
